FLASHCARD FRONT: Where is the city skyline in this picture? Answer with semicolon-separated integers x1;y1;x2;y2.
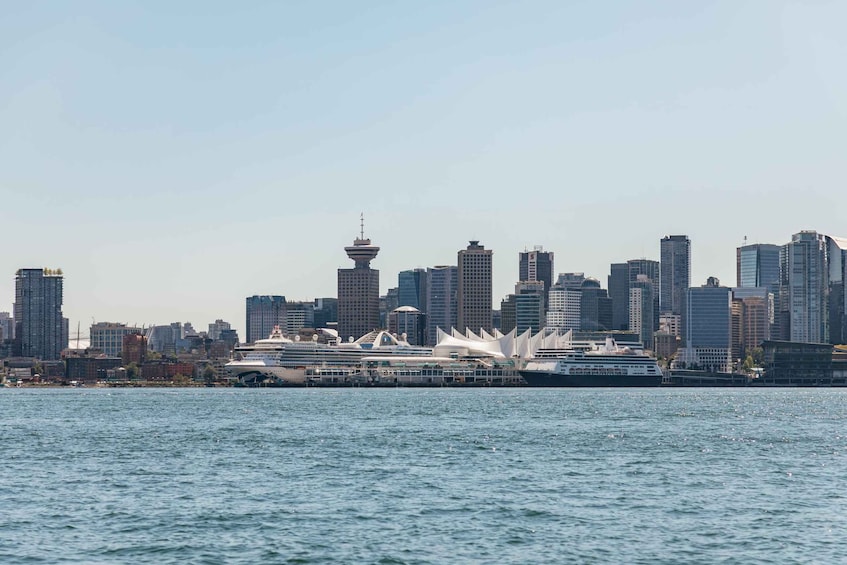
2;2;846;338
4;228;846;342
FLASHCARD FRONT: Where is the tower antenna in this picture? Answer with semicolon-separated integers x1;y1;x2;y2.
360;212;365;240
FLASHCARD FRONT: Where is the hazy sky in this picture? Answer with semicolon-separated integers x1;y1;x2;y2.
1;1;845;339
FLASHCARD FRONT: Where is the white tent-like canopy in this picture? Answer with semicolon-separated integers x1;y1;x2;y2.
433;327;576;360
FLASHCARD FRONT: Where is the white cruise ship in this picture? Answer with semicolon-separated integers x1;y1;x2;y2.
520;337;663;387
225;327;432;385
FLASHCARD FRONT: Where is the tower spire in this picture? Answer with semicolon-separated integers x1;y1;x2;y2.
346;214;379;268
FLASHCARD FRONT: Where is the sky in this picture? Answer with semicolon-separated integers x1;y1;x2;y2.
1;1;845;339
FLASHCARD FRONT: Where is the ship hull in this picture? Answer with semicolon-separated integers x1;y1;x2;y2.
520;370;662;387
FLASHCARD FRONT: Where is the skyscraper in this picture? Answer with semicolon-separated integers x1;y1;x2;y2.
736;243;780;289
660;235;691;316
519;246;553;303
426;265;458;345
678;277;732;373
398;268;428;311
736;242;781;338
824;236;847;344
245;295;285;343
337;224;380;341
629;274;655;349
608;263;629;330
545;283;582;332
14;268;67;360
629;259;660;333
457;241;493;333
513;280;546;334
579;278;613;331
779;231;828;343
732;287;771;356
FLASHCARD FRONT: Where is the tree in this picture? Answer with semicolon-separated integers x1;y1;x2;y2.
126;362;139;380
202;365;216;385
750;347;764;366
172;373;190;386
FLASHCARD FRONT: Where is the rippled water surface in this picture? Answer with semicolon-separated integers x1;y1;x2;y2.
1;388;846;563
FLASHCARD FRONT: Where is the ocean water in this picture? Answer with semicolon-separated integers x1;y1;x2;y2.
1;388;845;564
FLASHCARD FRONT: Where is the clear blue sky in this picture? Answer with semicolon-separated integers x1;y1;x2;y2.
1;1;845;338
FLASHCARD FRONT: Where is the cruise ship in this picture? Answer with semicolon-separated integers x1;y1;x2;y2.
358;355;521;386
520;337;663;387
225;327;432;385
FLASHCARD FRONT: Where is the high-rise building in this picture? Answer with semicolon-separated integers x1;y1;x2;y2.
379;288;398;330
737;242;781;337
499;294;517;333
146;322;185;355
0;311;14;343
338;226;381;341
579;278;612;331
457;241;493;333
13;268;67;360
825;236;847;344
736;243;780;289
545;283;581;332
779;231;827;343
677;277;732;373
660;235;691;316
608;263;629;331
732;287;773;348
282;301;315;336
629;275;655;349
245;295;285;343
398;268;428;312
731;288;770;357
207;319;231;341
628;259;659;332
313;298;338;329
426;266;458;345
519;246;553;305
513;280;546;334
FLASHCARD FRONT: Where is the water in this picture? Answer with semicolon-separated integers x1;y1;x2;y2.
1;388;846;564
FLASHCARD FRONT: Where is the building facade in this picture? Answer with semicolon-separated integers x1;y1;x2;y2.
14;268;68;360
122;333;147;365
90;322;143;357
457;241;493;334
387;306;426;346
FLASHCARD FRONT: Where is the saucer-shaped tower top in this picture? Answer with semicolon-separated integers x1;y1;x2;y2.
344;214;380;268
